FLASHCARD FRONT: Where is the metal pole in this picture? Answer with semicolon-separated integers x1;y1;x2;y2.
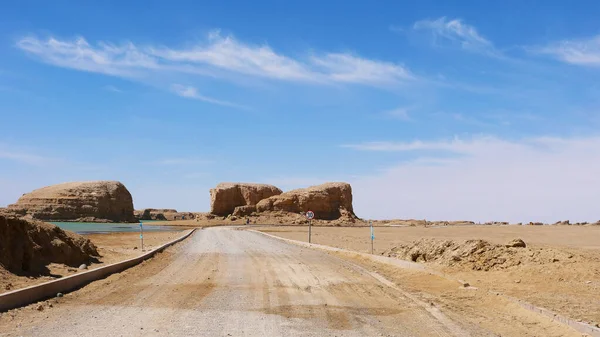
309;219;312;244
370;221;374;254
140;222;144;251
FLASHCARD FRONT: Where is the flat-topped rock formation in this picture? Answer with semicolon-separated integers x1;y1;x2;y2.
135;208;177;221
8;181;135;223
210;183;282;216
0;215;99;273
256;182;356;220
135;209;197;221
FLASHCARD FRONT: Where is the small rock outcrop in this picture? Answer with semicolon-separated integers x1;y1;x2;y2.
8;181;135;223
384;238;577;271
0;215;99;273
256;182;356;220
506;238;527;248
135;209;196;221
232;205;257;217
210;183;282;216
135;209;177;221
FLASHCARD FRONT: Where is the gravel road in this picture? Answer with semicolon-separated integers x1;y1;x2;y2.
1;227;470;336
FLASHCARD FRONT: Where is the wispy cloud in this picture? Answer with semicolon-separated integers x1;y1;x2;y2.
0;145;55;166
309;53;413;86
349;135;600;222
103;85;123;93
412;17;496;55
383;106;412;120
532;35;600;66
16;32;415;90
436;111;500;128
170;84;249;109
343;136;522;153
17;36;158;77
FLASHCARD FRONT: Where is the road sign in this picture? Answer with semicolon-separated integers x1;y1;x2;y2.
306;211;315;244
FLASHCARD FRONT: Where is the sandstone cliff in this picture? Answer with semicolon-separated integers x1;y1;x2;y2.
0;215;99;273
210;183;282;216
256;182;356;220
8;181;135;223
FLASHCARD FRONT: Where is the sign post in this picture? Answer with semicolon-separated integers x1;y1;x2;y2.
306;211;315;243
370;220;374;254
139;222;144;251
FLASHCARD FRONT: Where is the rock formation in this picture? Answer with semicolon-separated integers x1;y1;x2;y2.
135;209;177;221
256;182;356;220
232;205;257;217
210;183;282;216
0;215;99;273
135;209;197;221
8;181;135;223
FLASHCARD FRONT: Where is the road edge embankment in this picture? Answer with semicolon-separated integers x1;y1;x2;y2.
253;229;600;337
0;229;197;312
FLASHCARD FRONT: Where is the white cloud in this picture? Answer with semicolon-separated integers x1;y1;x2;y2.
310;53;413;86
170;84;249;109
383;107;411;120
16;32;414;89
0;145;55;166
348;136;600;223
153;32;316;82
17;36;158;77
103;85;123;93
412;17;495;54
343;137;480;152
534;35;600;66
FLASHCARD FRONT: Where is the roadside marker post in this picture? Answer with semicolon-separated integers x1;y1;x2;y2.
139;222;144;251
306;211;315;243
370;220;374;254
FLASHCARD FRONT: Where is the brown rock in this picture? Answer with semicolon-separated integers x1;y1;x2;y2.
0;215;99;273
232;205;257;217
135;209;183;221
210;183;282;216
506;239;527;248
256;182;356;220
8;181;135;222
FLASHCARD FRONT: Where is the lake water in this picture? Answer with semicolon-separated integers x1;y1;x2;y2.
50;221;182;234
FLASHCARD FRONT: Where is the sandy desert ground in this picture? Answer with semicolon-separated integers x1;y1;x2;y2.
0;227;582;337
0;231;183;293
255;224;600;326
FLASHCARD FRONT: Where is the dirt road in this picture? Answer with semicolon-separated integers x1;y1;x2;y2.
1;227;479;337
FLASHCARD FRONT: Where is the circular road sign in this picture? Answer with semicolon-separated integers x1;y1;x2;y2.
306;211;315;220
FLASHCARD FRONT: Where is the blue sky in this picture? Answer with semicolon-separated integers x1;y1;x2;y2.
2;0;600;222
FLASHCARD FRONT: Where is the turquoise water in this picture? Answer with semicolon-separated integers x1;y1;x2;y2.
50;222;182;234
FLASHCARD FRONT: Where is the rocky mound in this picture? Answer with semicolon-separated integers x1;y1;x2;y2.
256;182;356;220
8;181;135;223
0;215;99;274
135;209;179;221
384;238;579;271
210;183;282;216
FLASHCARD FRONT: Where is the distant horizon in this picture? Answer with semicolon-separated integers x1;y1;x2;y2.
3;179;599;224
2;1;600;224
